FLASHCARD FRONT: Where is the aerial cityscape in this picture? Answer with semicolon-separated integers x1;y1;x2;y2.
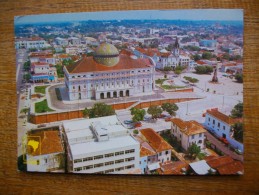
15;9;244;175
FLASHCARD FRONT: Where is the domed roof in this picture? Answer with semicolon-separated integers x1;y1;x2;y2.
94;43;119;66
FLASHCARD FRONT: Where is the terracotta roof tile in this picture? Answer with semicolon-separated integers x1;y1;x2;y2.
27;131;63;156
32;62;49;66
206;108;236;125
171;118;206;136
66;54;153;73
140;128;172;152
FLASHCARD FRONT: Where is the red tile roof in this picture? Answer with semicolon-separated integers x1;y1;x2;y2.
206;108;236;125
140;128;172;152
171;118;206;136
32;62;49;66
205;156;244;175
66;54;154;73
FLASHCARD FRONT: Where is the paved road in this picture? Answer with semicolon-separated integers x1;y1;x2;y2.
205;131;243;162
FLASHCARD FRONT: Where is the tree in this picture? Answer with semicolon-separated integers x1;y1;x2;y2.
147;105;163;119
91;103;115;118
82;107;90;118
195;65;213;74
187;143;201;159
163;66;173;72
20;108;29;115
232;122;243;143
231;102;243;118
202;52;213;60
23;73;31;81
23;61;31;71
130;108;146;122
56;65;64;78
184;76;199;84
235;73;243;83
193;54;201;61
62;59;74;66
133;129;139;134
161;103;178;116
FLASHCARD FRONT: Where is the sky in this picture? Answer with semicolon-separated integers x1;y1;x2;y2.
14;9;243;25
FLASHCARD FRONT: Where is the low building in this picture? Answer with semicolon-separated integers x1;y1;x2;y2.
55;37;69;46
171;118;206;151
15;37;48;49
205;156;244;175
26;130;65;172
30;62;57;83
204;108;243;152
69;37;81;45
62;115;140;174
138;128;172;173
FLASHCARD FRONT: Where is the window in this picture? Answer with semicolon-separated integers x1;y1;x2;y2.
94;163;104;168
105;153;114;158
159;153;162;156
125;165;134;169
37;160;40;165
83;165;93;170
198;140;202;144
125;157;135;162
213;120;215;125
199;133;202;138
223;126;225;130
105;169;114;174
125;149;135;154
218;122;220;128
115;159;124;164
94;155;103;160
74;167;82;171
105;161;114;166
115;167;124;172
83;157;93;162
208;117;210;121
115;151;124;156
192;135;195;139
74;159;82;163
165;151;169;155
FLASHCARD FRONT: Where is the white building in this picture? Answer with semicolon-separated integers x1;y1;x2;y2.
171;118;206;151
137;128;172;174
30;62;57;83
64;43;155;100
69;37;81;45
62;115;140;174
204;108;244;152
26;131;64;172
15;37;48;49
55;37;69;46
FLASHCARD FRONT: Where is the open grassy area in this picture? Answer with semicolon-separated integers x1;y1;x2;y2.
155;78;168;85
34;85;49;94
35;99;55;113
161;85;185;90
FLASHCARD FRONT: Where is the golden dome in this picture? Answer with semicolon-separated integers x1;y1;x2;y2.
94;43;119;66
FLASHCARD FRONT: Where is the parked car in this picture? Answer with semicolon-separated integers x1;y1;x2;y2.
124;120;133;124
134;122;142;128
235;149;242;155
219;137;229;145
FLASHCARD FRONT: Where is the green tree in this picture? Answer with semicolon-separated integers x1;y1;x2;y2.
187;143;201;159
161;103;178;116
235;73;243;83
133;129;139;134
56;65;64;78
82;107;90;118
147;105;163;119
183;76;199;83
232;122;243;143
62;59;74;66
23;61;31;71
202;52;213;60
23;73;31;81
91;103;115;118
231;102;243;118
20;108;29;115
130;108;146;122
164;66;173;72
193;54;201;61
195;65;213;74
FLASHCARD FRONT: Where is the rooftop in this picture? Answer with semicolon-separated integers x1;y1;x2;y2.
27;130;63;156
66;54;153;74
140;128;172;153
171;118;206;136
206;108;238;125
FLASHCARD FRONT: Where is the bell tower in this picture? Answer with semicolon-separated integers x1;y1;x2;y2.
173;37;180;57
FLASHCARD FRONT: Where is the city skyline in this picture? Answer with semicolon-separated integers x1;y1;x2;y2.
15;9;243;25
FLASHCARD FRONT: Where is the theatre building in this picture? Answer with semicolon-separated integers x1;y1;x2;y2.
63;43;155;100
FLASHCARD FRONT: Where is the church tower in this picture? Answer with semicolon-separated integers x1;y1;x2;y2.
173;37;180;57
